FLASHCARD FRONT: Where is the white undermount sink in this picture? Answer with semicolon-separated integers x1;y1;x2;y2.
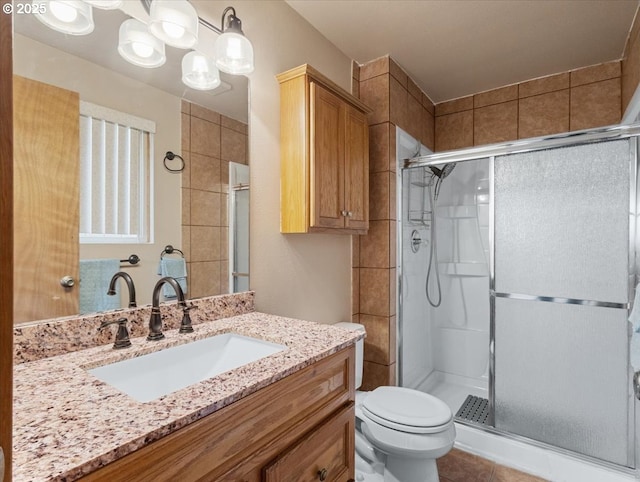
88;333;287;403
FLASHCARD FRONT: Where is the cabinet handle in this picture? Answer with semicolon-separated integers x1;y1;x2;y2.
317;468;328;481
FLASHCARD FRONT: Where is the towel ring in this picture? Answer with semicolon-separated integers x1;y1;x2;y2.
161;245;184;258
163;151;185;173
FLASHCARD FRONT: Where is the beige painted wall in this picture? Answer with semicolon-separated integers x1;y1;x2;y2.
195;1;354;324
13;35;182;308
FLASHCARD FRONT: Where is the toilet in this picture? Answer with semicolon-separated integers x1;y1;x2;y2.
336;322;455;482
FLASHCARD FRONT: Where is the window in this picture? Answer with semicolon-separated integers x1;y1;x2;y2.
79;101;154;243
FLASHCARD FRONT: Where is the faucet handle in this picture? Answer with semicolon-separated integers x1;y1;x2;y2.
179;304;196;334
99;317;132;349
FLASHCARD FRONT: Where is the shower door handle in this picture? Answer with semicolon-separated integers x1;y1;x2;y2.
633;371;640;400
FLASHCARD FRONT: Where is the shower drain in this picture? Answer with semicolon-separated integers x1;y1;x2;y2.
455;395;490;426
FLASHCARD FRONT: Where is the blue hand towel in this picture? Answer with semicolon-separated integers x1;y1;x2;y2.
630;284;640;333
158;257;188;298
79;259;120;314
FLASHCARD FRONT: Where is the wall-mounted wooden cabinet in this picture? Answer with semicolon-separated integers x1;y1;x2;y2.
277;64;371;235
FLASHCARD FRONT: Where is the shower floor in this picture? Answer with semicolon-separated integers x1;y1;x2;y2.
416;370;488;414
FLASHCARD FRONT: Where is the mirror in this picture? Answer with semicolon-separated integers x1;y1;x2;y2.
12;5;249;324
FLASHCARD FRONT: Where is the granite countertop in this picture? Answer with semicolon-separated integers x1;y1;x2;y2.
13;312;362;482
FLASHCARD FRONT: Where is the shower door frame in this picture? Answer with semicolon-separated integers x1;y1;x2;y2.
400;123;640;472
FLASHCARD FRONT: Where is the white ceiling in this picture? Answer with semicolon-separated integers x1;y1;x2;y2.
286;0;640;103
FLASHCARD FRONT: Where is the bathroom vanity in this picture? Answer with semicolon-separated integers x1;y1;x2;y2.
12;312;360;481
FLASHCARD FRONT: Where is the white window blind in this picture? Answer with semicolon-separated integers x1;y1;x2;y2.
79;101;155;243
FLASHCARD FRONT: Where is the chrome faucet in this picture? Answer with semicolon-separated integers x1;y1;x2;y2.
107;272;137;308
148;276;189;341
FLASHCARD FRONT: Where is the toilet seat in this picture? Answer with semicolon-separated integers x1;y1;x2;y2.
362;386;453;434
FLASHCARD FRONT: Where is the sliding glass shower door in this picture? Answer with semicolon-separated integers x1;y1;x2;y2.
492;139;634;466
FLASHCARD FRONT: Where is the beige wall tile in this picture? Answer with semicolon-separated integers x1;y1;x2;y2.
181;99;191;114
181;151;191;189
191;117;221;157
220;227;228;261
519;72;569;98
191;103;220;124
408;77;422;101
352;235;360;268
389;221;397;267
190;261;220;298
389;315;396;364
474;100;518;146
360;314;392;364
388;123;397;171
389;57;408;88
352;79;360;98
221;115;247;134
352;268;360;315
406;94;423;141
190;153;221;192
435;96;473;116
190;226;221;261
220;193;228;227
181;113;190;152
422;92;435;115
360;56;389;81
518;90;569;139
191;190;220;226
181;188;191;225
570;78;621;131
360;268;391;317
474;84;518;108
221;127;246;164
360;220;390;268
622;15;640;113
352;313;361;323
352;60;360;81
571;61;621;87
220;160;229;194
360;74;390;125
435;110;474;151
369;171;390;221
389;268;396;316
389;174;396;221
369;123;390;173
389;75;408;130
219;260;229;295
181;225;191;260
362;360;394;390
423;109;435;152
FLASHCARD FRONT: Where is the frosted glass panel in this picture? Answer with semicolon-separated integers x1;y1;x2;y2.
494;140;630;303
494;297;630;466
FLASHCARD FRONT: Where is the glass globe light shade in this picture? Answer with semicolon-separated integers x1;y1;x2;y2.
82;0;122;9
182;51;221;90
34;0;94;35
149;0;198;49
214;31;254;75
118;19;166;68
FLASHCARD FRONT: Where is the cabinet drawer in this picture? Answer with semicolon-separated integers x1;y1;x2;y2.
263;403;355;482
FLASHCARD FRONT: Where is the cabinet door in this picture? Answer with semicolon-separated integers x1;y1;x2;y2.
343;105;368;231
263;404;354;482
310;82;345;229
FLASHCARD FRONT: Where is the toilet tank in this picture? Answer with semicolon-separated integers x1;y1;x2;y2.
335;322;365;389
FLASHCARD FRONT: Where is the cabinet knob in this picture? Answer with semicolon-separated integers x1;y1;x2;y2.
60;276;75;288
317;468;328;481
347;211;353;217
341;210;348;216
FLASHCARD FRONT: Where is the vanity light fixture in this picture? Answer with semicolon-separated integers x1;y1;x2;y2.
118;18;166;68
181;51;221;90
214;7;254;75
148;0;199;49
34;0;95;35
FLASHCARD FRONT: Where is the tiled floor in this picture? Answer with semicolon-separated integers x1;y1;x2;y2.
437;449;548;482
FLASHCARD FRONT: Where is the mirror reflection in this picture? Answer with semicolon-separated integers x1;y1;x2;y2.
12;5;249;325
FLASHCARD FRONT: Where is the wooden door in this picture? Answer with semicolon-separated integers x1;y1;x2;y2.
310;82;345;229
0;11;13;482
343;105;368;231
13;76;80;323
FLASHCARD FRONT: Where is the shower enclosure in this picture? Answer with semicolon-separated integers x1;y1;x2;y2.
399;124;640;472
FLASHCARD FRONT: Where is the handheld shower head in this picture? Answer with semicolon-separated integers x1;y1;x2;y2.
429;163;456;179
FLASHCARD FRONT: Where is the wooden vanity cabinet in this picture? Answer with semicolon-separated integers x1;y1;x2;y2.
79;346;355;482
277;64;371;235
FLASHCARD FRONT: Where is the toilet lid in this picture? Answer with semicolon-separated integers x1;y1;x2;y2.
362;386;452;434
